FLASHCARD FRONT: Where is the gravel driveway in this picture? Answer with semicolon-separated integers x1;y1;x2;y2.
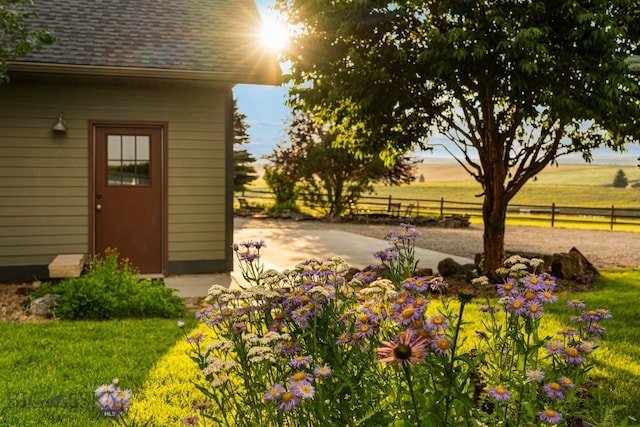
235;217;639;270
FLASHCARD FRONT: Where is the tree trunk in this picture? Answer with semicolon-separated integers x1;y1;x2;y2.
482;194;508;281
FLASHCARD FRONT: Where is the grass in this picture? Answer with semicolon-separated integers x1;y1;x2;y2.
243;163;640;232
0;317;197;427
1;270;635;426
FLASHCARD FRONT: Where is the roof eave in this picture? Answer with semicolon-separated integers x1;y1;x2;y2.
9;62;282;86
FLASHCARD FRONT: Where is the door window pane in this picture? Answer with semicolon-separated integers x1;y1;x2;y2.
106;134;151;186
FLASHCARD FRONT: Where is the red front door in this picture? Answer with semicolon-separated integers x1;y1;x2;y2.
92;125;164;274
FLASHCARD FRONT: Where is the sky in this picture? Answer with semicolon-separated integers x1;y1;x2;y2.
233;1;640;165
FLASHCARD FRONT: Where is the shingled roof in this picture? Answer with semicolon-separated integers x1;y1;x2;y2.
12;0;281;85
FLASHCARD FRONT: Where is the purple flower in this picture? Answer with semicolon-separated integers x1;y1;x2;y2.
192;401;210;411
559;376;575;389
354;321;377;339
586;322;605;335
578;341;596;354
582;309;601;322
488;385;510;401
428;276;448;292
526;369;545;381
524;301;544;319
545;340;564;356
478;305;500;313
264;383;285;401
506;296;527;316
277;391;301;412
314;364;333;377
431;335;452;356
290;355;311;368
95;381;132;418
288;371;314;386
537;290;557;304
402;276;430;293
557;327;579;337
182;415;199;425
497;278;519;297
567;299;586;308
524;274;545;291
428;313;449;331
543;382;566;400
563;346;584;365
291;381;315;399
353;268;378;284
373;247;398;262
186;331;205;344
539;408;563;424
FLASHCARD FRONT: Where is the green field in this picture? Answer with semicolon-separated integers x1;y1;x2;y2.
249;163;640;207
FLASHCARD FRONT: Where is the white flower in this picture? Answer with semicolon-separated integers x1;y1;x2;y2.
244;333;261;344
471;276;490;287
509;263;529;272
202;358;236;376
207;340;234;352
309;285;330;298
211;375;230;388
177;320;185;328
495;268;509;277
259;331;290;345
529;258;544;269
207;285;229;297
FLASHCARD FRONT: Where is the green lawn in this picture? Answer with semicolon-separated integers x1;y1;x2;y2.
0;317;197;427
0;270;638;426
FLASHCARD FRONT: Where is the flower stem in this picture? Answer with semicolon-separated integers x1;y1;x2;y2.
443;299;467;424
402;364;422;427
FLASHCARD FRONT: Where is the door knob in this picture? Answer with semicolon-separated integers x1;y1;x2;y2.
96;204;102;211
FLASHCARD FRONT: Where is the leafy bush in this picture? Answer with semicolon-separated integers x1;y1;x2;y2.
33;249;187;320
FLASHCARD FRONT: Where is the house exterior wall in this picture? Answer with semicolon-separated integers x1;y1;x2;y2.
0;75;232;280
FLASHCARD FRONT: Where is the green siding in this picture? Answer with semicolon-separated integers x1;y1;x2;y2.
0;76;231;277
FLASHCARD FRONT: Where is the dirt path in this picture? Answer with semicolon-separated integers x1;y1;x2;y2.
235;217;640;270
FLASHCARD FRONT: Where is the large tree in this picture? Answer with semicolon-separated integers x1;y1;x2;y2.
266;112;417;220
1;0;55;83
276;0;640;277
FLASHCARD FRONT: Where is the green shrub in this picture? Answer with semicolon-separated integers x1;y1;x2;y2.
32;249;187;320
266;200;302;215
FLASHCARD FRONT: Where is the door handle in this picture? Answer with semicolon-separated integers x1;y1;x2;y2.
96;204;103;211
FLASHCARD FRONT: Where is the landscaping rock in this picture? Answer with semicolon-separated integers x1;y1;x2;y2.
27;294;61;318
437;258;475;277
550;247;598;280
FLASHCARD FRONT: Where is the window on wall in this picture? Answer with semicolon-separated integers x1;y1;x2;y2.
107;134;150;186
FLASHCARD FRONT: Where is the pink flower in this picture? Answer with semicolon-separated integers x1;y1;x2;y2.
376;329;428;367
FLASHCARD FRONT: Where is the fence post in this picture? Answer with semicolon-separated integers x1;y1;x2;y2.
551;203;555;228
388;195;392;213
610;205;615;230
440;197;444;218
416;202;420;217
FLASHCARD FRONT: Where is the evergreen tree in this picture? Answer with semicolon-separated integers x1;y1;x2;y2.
232;100;258;194
613;169;629;188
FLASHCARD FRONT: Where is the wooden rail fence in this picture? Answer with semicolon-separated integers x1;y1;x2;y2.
236;190;640;231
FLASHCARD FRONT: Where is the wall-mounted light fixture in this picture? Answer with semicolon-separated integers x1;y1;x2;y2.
52;113;66;132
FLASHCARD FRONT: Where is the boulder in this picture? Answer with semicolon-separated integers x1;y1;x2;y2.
438;258;475;277
27;294;61;318
550;248;598;281
414;267;434;277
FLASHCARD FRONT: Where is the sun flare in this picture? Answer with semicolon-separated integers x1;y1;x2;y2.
260;14;289;52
